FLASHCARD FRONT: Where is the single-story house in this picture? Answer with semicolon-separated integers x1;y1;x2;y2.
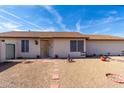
0;31;124;62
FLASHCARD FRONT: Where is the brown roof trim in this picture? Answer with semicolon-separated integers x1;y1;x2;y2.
0;37;88;39
88;39;124;41
0;37;40;38
0;32;89;38
51;37;88;39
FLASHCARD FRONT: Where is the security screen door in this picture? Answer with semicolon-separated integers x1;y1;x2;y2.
6;44;15;59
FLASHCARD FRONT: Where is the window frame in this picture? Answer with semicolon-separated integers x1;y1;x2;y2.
77;40;84;52
21;40;29;53
70;40;77;52
70;40;84;52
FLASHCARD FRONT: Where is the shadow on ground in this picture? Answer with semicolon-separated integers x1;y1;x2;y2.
0;62;19;72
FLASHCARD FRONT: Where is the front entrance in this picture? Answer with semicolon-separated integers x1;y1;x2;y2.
40;40;49;58
6;44;15;59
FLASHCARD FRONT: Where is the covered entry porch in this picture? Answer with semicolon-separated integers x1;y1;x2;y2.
40;39;53;58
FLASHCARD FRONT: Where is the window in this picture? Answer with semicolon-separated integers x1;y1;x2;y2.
21;40;29;52
70;40;77;52
70;40;84;52
77;40;84;52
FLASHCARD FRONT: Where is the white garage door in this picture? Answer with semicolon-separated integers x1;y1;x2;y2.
86;41;124;56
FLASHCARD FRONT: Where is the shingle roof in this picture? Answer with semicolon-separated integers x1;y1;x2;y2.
0;31;124;40
87;34;124;41
0;31;88;38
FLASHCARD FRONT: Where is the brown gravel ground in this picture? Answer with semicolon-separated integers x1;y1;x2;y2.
59;57;124;88
0;61;53;88
1;57;124;88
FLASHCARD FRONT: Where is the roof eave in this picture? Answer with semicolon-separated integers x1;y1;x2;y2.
0;36;88;39
88;39;124;41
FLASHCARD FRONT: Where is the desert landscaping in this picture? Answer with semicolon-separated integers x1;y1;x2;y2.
1;57;124;88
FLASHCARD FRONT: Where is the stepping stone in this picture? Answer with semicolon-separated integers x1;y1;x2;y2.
53;68;59;72
54;62;58;64
52;74;59;80
50;84;60;88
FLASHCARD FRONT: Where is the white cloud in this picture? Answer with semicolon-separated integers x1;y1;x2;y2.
0;14;53;31
109;11;118;15
99;16;123;24
42;5;67;31
0;6;69;32
76;20;81;32
43;6;62;23
1;22;20;30
0;26;2;29
80;16;124;29
0;22;22;32
12;29;25;31
31;27;56;32
42;28;56;32
0;9;42;30
24;15;30;18
111;33;124;38
1;22;55;32
93;28;111;34
0;15;21;25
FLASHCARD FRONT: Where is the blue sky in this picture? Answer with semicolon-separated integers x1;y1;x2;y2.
0;5;124;37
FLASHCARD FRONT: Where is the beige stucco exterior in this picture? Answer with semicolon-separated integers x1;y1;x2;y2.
1;37;124;62
52;39;86;58
18;38;40;58
0;38;41;62
86;40;124;56
0;38;86;62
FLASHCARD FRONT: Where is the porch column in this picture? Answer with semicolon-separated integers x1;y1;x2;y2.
84;39;86;57
1;41;6;62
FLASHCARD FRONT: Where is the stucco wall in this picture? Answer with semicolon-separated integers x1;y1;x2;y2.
0;38;40;62
18;38;40;58
0;39;18;62
52;39;86;58
86;40;124;56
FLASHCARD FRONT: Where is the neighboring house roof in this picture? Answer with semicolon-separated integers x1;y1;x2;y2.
0;31;88;39
0;31;124;40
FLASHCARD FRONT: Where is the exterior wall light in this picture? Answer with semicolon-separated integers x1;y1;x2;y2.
1;40;5;42
35;40;38;45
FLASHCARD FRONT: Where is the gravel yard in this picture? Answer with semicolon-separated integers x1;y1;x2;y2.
0;61;53;88
59;58;124;88
1;57;124;88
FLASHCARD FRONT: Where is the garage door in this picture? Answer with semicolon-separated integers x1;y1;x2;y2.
86;41;124;56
